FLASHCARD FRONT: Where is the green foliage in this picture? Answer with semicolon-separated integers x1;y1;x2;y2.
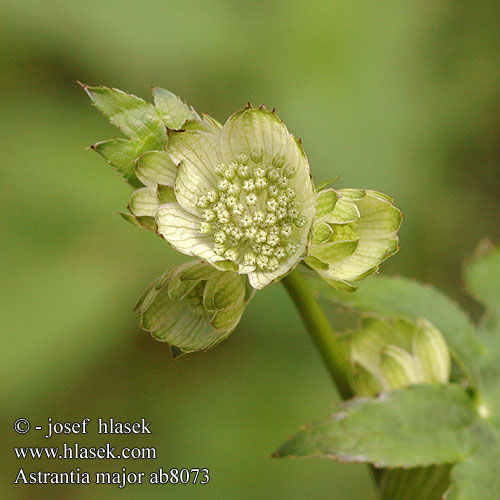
278;245;500;500
275;384;477;467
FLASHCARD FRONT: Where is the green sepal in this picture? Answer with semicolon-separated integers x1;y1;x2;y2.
380;345;418;390
315;189;338;218
129;187;158;217
308;240;358;264
304;256;329;271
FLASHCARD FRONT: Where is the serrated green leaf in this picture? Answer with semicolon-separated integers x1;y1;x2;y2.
309;273;484;387
84;85;168;187
274;384;477;468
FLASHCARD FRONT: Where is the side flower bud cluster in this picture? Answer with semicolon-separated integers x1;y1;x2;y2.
305;188;402;291
346;317;451;396
134;261;252;355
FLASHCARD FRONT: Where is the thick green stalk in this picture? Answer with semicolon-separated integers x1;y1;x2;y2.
282;269;353;400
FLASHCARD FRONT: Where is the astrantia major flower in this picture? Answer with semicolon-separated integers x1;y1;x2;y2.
84;84;402;353
156;105;316;289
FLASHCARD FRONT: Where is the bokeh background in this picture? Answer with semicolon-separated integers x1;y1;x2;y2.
1;1;499;498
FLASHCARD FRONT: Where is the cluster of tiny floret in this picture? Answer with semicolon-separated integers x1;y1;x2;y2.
196;150;306;271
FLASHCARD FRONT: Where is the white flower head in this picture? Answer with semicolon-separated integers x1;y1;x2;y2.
156;105;316;289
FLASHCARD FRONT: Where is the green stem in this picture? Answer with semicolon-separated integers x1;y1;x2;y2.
282;269;353;400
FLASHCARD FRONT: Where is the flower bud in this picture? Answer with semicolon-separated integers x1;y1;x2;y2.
345;317;450;397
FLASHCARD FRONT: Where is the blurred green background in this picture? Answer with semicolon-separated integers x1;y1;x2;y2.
1;1;499;498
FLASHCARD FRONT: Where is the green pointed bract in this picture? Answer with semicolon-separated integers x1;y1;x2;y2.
84;85;167;188
152;87;200;130
135;261;252;353
306;188;402;289
84;84;216;190
91;138;147;189
155;106;316;290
